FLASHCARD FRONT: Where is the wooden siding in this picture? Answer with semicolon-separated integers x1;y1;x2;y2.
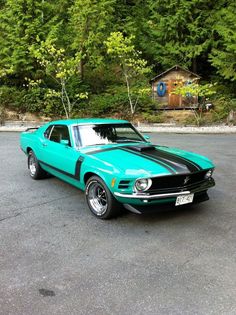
152;69;200;108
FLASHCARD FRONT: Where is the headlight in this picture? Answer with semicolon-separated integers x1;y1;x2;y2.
134;178;152;192
205;169;213;179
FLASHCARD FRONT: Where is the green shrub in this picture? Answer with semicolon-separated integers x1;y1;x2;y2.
212;97;236;122
0;104;6;124
74;91;129;118
141;112;164;123
0;85;63;117
42;91;64;118
22;88;46;113
0;86;22;110
0;85;45;114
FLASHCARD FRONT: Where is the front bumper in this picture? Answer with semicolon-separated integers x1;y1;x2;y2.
123;191;210;214
114;178;215;200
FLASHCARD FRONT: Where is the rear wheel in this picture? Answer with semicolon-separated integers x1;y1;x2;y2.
85;176;122;219
28;150;47;179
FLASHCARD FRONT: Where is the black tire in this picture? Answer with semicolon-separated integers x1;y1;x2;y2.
28;150;47;179
85;176;122;219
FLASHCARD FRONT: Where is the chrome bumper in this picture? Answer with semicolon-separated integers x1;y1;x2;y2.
114;190;191;199
114;179;215;200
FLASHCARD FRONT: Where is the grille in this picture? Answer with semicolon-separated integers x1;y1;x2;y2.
118;180;131;189
149;170;208;192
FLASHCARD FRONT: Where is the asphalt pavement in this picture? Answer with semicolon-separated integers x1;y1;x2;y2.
0;132;236;315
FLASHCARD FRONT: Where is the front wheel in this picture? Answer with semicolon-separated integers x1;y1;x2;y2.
85;176;122;219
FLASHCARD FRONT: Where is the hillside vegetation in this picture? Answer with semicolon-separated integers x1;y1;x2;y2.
0;0;236;124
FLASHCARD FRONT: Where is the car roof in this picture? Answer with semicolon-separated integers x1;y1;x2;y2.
48;118;129;126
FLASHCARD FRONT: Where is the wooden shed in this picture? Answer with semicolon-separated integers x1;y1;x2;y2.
150;65;201;109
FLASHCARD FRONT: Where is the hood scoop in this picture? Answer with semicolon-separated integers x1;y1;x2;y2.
126;144;156;152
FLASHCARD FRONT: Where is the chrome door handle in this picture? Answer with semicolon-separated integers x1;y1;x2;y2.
42;143;47;147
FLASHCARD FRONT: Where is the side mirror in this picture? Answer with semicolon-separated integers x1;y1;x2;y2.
60;139;69;146
143;134;150;141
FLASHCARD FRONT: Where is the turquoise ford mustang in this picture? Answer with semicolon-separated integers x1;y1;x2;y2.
20;118;215;219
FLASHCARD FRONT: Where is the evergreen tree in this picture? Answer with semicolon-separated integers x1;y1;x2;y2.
69;0;116;79
0;0;45;82
0;0;236;114
0;0;71;84
210;2;236;81
140;0;223;73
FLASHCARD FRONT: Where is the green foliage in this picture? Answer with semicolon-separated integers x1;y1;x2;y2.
0;0;63;83
212;97;236;121
139;0;216;71
0;86;24;112
209;2;236;81
106;32;150;116
69;0;115;75
30;40;88;118
0;85;65;117
21;87;45;113
31;41;81;80
141;113;164;124
172;82;216;98
106;32;150;77
83;91;129;117
0;88;6;124
0;0;236;122
172;82;217;126
73;84;156;120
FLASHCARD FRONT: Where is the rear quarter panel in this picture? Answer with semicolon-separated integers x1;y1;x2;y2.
20;127;45;160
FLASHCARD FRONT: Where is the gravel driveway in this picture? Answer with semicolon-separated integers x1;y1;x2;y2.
0;132;235;315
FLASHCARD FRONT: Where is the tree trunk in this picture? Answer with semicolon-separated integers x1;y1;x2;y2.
61;82;69;119
79;59;84;81
192;57;197;73
61;80;71;118
123;70;134;115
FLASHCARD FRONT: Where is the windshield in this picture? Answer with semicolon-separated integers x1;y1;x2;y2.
73;123;146;147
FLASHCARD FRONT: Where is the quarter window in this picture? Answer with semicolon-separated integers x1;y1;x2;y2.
44;125;53;139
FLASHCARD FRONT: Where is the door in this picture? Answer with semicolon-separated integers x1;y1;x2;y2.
40;124;79;178
168;79;182;107
168;94;182;107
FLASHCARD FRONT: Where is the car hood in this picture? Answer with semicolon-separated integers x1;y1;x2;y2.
81;143;214;178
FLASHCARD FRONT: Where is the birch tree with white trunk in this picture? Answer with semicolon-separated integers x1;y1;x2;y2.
31;40;88;118
105;32;150;117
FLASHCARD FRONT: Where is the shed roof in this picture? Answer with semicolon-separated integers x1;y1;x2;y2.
150;65;201;83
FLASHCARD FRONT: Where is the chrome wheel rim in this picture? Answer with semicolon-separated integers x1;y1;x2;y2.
29;155;36;176
88;182;108;216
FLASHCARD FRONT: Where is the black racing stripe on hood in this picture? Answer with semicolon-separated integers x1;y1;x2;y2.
141;150;190;173
86;145;175;174
120;148;176;174
154;148;201;172
123;146;201;173
84;144;201;173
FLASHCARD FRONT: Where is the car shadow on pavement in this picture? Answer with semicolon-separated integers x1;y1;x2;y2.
122;203;206;223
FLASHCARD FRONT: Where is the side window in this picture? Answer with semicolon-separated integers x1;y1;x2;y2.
49;125;71;145
44;125;53;139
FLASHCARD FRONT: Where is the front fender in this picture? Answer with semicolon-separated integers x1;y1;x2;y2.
82;166;119;192
81;154;123;193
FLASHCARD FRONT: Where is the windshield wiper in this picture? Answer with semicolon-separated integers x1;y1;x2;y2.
86;140;144;146
86;143;108;146
116;139;143;143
